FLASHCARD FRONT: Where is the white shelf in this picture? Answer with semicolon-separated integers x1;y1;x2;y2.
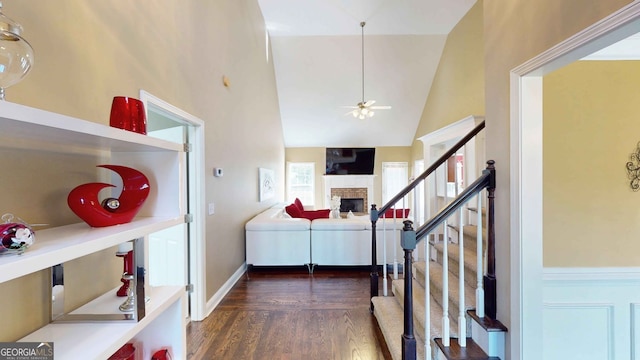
2;101;187;359
0;101;183;153
20;285;185;360
0;216;184;283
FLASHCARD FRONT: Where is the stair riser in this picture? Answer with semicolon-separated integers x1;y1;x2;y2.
428;280;468;324
391;281;428;341
412;262;475;325
433;248;478;289
460;229;485;252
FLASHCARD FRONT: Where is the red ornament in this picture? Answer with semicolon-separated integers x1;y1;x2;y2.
67;165;150;227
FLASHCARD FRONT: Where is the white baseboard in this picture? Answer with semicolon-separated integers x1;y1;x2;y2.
204;262;247;318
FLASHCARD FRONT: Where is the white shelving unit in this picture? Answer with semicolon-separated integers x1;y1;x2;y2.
0;101;188;359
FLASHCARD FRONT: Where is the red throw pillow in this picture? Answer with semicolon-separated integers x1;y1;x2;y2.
285;203;303;218
294;198;304;212
302;209;330;220
382;208;410;218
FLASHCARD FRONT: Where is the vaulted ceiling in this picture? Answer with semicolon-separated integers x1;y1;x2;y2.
257;0;477;148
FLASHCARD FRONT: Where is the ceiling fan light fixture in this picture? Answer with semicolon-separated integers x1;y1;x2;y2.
342;21;390;119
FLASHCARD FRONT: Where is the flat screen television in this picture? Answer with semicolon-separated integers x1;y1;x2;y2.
325;148;375;175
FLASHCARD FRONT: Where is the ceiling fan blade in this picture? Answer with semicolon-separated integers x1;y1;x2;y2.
364;100;376;107
370;105;392;110
340;105;359;109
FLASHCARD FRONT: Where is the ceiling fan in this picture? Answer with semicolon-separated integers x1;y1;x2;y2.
343;21;391;119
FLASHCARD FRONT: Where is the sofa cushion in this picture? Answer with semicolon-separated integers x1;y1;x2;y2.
245;217;311;231
311;218;367;230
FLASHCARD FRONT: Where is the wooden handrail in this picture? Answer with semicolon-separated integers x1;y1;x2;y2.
376;120;485;217
415;161;494;240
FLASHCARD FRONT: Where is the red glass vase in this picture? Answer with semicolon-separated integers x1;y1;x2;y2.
110;96;147;135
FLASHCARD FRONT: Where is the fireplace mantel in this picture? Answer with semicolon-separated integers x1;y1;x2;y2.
323;175;375;211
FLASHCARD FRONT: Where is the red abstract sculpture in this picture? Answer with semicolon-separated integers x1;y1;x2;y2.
67;165;150;227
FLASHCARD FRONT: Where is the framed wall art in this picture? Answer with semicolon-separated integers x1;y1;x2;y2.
259;167;275;201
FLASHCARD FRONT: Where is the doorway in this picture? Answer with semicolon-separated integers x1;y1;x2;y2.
510;4;640;358
140;90;207;321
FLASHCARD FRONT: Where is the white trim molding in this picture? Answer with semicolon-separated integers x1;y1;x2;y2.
632;303;640;360
205;263;247;318
509;4;640;359
544;267;640;282
543;267;640;360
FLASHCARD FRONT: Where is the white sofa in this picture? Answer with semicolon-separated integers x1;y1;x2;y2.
245;205;405;269
245;206;311;266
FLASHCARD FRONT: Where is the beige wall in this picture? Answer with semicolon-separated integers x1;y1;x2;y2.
0;0;284;340
411;1;485;162
285;147;411;208
543;60;640;266
483;0;632;355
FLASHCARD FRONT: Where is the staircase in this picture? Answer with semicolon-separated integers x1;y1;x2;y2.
367;121;507;360
372;209;506;359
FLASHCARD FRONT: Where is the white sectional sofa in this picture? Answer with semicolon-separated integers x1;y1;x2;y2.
245;205;406;270
245;206;312;266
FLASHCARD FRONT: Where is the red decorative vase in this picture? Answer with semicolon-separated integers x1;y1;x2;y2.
67;165;150;227
108;343;136;360
110;96;147;135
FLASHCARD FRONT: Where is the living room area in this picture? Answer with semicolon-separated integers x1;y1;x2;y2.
5;0;639;359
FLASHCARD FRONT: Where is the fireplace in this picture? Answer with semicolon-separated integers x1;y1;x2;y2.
340;198;364;213
323;175;375;213
331;187;368;214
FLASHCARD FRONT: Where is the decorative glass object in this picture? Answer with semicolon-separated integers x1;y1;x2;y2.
0;2;34;100
67;165;150;227
0;213;35;255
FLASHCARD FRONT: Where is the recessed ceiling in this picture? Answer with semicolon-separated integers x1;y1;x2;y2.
257;0;477;147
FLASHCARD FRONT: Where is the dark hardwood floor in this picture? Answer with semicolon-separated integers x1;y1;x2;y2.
187;266;392;360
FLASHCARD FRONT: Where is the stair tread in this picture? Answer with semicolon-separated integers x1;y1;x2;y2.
414;261;476;312
433;241;479;274
446;225;486;240
392;278;460;340
372;296;426;360
466;207;487;216
434;337;499;360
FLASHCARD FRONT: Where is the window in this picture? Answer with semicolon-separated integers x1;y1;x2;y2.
287;162;315;206
382;162;408;205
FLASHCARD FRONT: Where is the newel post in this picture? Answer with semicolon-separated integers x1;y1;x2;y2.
401;220;416;360
484;160;497;319
370;204;379;313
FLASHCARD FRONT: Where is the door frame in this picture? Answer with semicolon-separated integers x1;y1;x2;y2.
509;3;640;358
139;90;207;321
418;115;484;220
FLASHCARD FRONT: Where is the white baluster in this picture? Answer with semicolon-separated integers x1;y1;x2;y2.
424;241;431;359
476;192;485;317
442;220;450;346
458;207;466;346
392;205;398;280
442;164;450;346
382;213;388;296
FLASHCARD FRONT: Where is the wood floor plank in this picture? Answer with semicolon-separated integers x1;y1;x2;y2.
187;267;391;360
